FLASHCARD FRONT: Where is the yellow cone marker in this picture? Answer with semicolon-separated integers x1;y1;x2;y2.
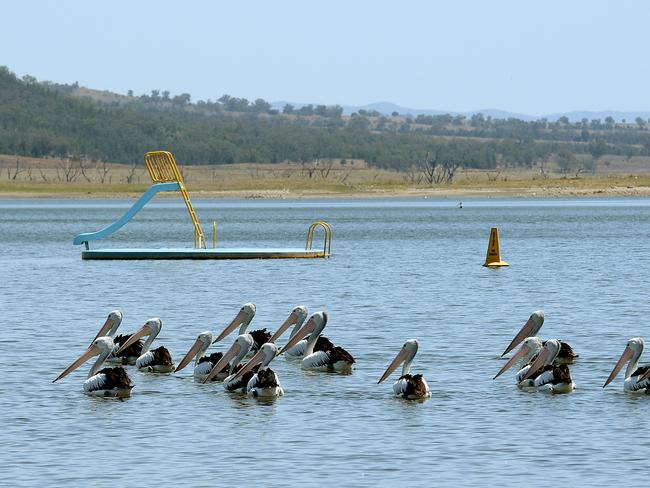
483;227;509;267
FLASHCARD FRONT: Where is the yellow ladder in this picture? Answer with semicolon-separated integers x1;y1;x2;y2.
144;151;206;248
305;221;332;257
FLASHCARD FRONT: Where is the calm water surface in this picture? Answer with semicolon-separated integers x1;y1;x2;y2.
2;197;650;487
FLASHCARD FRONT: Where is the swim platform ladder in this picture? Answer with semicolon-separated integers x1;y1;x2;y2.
305;221;332;258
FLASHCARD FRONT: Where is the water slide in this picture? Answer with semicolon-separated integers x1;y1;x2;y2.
73;181;180;248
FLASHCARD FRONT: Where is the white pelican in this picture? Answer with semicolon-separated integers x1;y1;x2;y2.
53;336;133;397
268;305;335;360
603;337;650;392
493;337;544;385
501;310;578;363
90;310;144;364
203;334;255;392
213;303;271;352
117;318;175;373
175;331;229;381
520;339;575;393
378;339;430;399
231;343;284;398
279;311;355;372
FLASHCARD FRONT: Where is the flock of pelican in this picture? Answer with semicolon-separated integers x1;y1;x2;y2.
53;306;650;400
53;304;357;398
493;309;650;394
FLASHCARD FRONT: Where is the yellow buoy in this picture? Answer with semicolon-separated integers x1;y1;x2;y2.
483;227;509;267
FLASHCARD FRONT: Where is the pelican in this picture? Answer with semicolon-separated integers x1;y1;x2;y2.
53;337;133;397
279;311;355;372
203;334;255;392
175;331;228;381
501;310;578;363
378;339;430;399
493;337;544;385
212;303;270;353
520;339;575;393
90;310;143;364
603;337;650;392
231;343;284;398
268;305;335;360
117;318;175;373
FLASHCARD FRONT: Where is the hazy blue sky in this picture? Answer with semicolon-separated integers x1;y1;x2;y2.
2;1;648;115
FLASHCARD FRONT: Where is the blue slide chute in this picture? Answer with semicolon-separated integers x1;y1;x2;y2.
73;182;181;247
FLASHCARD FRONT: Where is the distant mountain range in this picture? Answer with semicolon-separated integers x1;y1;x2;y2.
272;100;650;123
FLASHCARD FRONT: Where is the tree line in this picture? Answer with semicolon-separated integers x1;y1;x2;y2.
2;66;650;177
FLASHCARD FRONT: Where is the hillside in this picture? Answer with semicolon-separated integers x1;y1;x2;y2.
2;66;650;177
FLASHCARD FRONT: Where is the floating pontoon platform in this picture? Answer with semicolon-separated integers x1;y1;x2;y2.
74;151;332;260
81;248;328;260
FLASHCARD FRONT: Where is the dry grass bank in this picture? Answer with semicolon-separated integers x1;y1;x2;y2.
1;154;650;198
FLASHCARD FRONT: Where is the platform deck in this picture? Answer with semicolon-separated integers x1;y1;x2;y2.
81;247;328;260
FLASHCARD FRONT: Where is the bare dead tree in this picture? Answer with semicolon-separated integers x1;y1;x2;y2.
419;151;461;185
38;168;49;182
79;159;92;183
300;160;316;179
7;159;26;180
486;168;503;182
337;168;353;184
95;161;111;184
57;158;82;182
319;159;335;179
26;167;34;181
125;162;141;184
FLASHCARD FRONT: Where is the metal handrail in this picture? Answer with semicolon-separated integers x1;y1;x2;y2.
305;221;332;257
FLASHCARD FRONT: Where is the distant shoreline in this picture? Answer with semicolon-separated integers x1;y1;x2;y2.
2;184;650;200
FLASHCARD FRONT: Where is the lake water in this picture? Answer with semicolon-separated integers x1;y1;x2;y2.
2;197;650;487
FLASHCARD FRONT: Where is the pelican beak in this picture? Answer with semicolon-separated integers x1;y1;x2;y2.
117;324;152;354
175;337;205;373
213;310;248;343
378;347;409;384
494;344;531;380
521;347;551;381
53;344;101;383
603;346;633;387
231;349;265;383
268;311;299;344
91;316;114;345
203;342;241;383
502;317;537;357
278;316;316;354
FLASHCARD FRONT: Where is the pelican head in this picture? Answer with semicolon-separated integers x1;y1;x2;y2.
91;309;123;343
501;310;545;357
278;311;328;355
231;342;279;383
604;337;645;387
53;336;115;383
494;336;543;380
213;303;257;343
116;317;162;354
175;331;214;373
268;305;309;344
378;339;419;384
203;334;254;383
521;338;560;381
